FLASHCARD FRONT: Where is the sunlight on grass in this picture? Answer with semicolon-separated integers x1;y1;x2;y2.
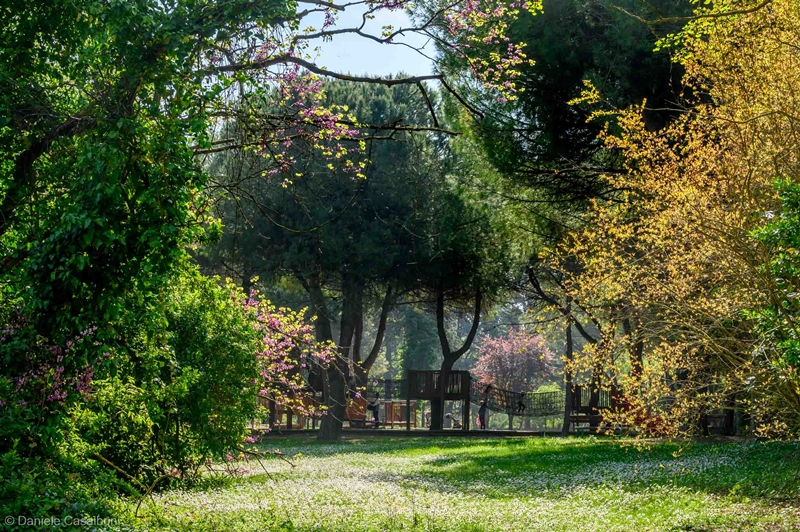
126;437;800;531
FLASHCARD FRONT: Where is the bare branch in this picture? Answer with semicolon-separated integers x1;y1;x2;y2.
212;55;443;87
611;0;772;26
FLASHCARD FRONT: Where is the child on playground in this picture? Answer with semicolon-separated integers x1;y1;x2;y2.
477;400;487;430
367;392;380;428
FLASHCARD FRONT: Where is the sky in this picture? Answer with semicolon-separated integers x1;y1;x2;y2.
300;8;436;77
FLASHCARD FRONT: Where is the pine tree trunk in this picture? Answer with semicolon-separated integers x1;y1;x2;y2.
561;310;574;436
318;369;346;440
318;275;358;441
430;359;454;431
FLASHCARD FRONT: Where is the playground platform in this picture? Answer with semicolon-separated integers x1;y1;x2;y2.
253;427;564;439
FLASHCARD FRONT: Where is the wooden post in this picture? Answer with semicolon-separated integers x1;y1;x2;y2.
462;372;470;431
406;369;412;432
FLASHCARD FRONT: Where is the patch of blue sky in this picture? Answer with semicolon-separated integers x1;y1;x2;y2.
300;7;436;77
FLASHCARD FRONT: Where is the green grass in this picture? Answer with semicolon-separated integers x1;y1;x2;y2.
124;437;800;531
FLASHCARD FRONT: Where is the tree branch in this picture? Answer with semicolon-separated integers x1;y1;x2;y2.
1;113;95;238
212;55;443;87
362;285;394;373
611;0;772;26
527;266;598;345
451;288;483;360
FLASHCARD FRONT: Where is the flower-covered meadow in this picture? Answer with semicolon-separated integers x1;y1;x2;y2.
127;437;800;531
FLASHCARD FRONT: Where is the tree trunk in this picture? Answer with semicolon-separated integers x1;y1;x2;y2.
318;368;347;440
589;364;601;431
561;313;574;436
295;274;337;436
317;274;359;441
353;285;393;385
430;285;482;431
430;358;455;430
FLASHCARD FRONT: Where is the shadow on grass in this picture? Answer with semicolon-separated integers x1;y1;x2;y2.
262;436;800;504
135;438;800;532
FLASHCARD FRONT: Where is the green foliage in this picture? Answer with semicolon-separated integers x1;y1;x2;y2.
0;0;301;473
69;267;262;480
209;81;443;293
0;264;280;521
0;446;120;525
399;307;440;373
0;0;309;519
209;79;509;333
751;180;800;370
436;0;692;222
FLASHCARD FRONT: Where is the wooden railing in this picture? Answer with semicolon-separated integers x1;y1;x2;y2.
407;370;472;399
407;370;440;399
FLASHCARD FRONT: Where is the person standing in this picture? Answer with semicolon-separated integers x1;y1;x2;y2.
368;393;380;428
478;400;487;430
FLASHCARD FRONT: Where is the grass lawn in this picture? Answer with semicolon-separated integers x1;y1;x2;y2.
126;436;800;531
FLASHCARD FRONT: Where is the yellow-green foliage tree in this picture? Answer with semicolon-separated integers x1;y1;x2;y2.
548;0;800;437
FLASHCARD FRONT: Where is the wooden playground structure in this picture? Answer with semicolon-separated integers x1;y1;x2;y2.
254;370;618;434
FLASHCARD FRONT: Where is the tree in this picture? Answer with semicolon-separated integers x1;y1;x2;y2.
2;0;542;442
205;80;468;439
422;188;509;430
473;329;555;393
424;0;693;433
548;0;800;437
0;0;545;507
2;261;332;485
428;0;691;205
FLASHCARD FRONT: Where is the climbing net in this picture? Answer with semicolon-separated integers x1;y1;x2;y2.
469;378;563;417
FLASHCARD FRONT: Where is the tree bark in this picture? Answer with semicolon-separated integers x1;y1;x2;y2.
297;273;352;441
589;362;602;431
561;306;574;436
430;285;482;431
353;285;394;385
318;274;360;441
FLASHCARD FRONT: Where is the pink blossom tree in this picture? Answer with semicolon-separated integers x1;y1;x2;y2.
473;329;555;393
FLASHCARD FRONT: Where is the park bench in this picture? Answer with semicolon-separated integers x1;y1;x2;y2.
569;414;603;432
345;397;375;428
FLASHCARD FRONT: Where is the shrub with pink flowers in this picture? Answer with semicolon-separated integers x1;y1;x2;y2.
0;264;331;517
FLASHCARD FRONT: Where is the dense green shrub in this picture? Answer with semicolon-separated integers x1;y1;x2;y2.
0;264;327;522
68;269;263;481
